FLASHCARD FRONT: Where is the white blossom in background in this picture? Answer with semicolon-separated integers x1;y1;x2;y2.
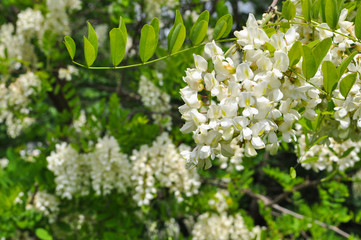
0;158;9;169
130;133;200;206
16;8;44;39
138;75;173;130
46;143;90;199
26;191;60;223
95;24;108;47
58;65;79;81
144;0;179;20
192;190;263;240
19;142;43;162
352;170;361;199
298;134;361;172
0;72;41;138
87;135;131;195
192;213;262;240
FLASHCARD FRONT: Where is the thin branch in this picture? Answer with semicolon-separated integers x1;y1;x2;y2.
241;189;350;238
206;179;350;238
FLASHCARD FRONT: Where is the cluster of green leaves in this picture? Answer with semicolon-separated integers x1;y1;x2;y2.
64;10;234;68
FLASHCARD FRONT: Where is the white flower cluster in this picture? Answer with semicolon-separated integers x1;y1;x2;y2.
144;0;179;20
46;143;90;199
43;0;82;38
180;14;305;168
0;158;9;169
192;190;262;240
0;72;41;137
26;191;60;223
58;65;79;81
298;134;361;171
180;11;361;171
16;8;44;40
138;75;172;130
352;169;361;199
88;135;131;195
138;75;171;113
47;135;131;198
130;133;200;206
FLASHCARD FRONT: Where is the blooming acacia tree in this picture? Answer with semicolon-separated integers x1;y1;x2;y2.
1;0;361;239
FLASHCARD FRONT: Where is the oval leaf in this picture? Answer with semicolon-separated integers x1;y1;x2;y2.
168;24;186;54
302;156;319;163
282;0;296;20
83;36;96;67
322;61;339;94
288;41;302;66
339;73;357;98
355;7;361;40
312;37;332;68
174;10;184;25
64;36;76;60
87;22;98;57
302;45;317;79
190;20;208;46
139;24;157;63
217;14;233;38
290;167;296;179
109;28;126;67
213;20;227;40
325;0;338;29
167;11;184;50
35;228;53;240
301;0;312;21
150;17;160;46
119;16;128;43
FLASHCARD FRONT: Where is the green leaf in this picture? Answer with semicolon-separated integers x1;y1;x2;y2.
83;36;96;67
64;36;76;60
87;22;98;57
312;0;321;19
301;0;312;21
139;24;157;63
190;20;208;45
312;37;332;68
190;10;209;45
338;51;357;75
118;16;128;43
302;45;317;79
35;228;53;240
194;10;210;23
219;14;233;38
282;0;296;20
168;23;186;54
167;10;184;50
341;146;355;158
265;42;276;56
306;39;320;49
325;0;338;29
310;135;328;147
109;28;126;67
213;20;227;40
288;41;302;66
213;14;233;40
339;73;357;98
355;7;361;40
174;10;184;25
290;167;296;179
322;61;339;94
150;17;159;46
302;156;319;163
320;0;327;21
